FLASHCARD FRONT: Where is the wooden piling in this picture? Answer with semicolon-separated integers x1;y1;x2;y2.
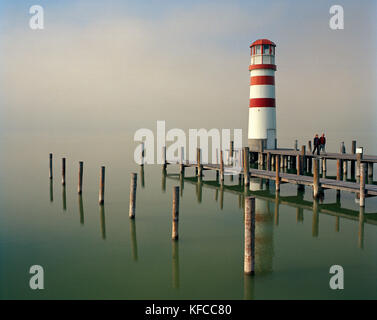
220;150;225;182
99;166;105;205
322;157;327;172
129;173;137;219
360;163;366;207
294;139;298;151
356;153;362;177
49;153;53;179
197;148;203;177
172;186;180;240
313;158;320;198
343;160;348;180
62;158;66;185
336;159;342;181
243;147;250;185
351;140;356;177
78;161;83;194
301;145;306;172
244;196;255;275
275;155;280;192
296;155;301;175
267;152;271;171
308;140;312;153
230;140;234;164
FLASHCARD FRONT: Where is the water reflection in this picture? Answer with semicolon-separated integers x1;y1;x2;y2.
100;204;106;240
161;169;167;193
172;241;180;289
62;185;67;211
243;274;255;300
140;166;145;189
130;219;138;261
49;179;53;202
78;194;84;225
358;207;364;249
312;199;319;237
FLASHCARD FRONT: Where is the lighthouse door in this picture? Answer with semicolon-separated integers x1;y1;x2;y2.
267;129;276;149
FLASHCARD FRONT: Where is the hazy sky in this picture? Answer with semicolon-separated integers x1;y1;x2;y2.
0;0;376;148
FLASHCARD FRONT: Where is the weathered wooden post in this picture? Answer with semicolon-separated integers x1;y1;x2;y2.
243;147;250;186
294;139;298;151
99;166;105;205
49;153;53;179
275;155;280;192
356;152;362;177
336;159;342;181
313;158;320;198
301;145;306;172
267;152;271;171
368;163;373;180
78;161;83;194
360;163;366;207
343;160;348;180
220;150;225;182
129;173;137;219
62;158;66;185
244;196;255;275
229;140;234;164
296;154;301;175
351;140;356;178
308;140;312;153
197;148;203;177
322;157;327;172
172;186;180;240
162;146;167;171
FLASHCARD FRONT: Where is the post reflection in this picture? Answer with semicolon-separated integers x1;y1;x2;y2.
100;204;106;240
140;166;145;189
196;177;202;203
49;179;53;202
358;207;364;249
62;185;67;211
179;173;184;197
130;219;138;261
243;274;255;300
161;169;167;193
78;194;84;225
312;199;319;237
172;241;180;289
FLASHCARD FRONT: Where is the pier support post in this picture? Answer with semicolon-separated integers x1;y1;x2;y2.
172;186;180;240
197;148;203;177
78;161;83;194
356;153;362;177
313;159;320;198
99;166;105;205
308;157;312;174
244;196;255;275
294;139;298;151
368;162;373;179
301;145;306;172
351;140;356;178
266;152;271;171
343;160;348;180
275;155;280;192
129;173;137;219
229;140;234;164
297;155;301;175
360;163;366;207
322;158;327;172
308;140;312;153
243;147;250;186
162;146;167;171
220;150;225;182
336;159;342;181
49;153;53;179
62;158;66;185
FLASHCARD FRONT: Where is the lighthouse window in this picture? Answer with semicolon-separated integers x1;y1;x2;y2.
263;45;269;54
256;45;261;54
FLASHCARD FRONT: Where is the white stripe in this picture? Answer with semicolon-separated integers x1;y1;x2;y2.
250;69;275;77
249;85;275;99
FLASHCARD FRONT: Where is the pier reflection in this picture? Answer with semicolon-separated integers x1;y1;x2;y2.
130;219;138;261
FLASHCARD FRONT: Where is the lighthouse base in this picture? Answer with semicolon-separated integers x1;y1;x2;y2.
248;138;277;152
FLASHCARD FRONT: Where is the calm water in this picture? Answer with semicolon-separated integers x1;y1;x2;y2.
0;132;376;300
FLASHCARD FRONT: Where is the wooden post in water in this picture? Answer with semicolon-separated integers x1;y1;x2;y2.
322;157;327;172
294;140;298;151
356;153;362;177
244;196;255;275
267;152;271;171
129;173;137;219
61;158;66;185
301;145;306;172
308;140;312;153
49;153;53;179
313;159;320;199
197;148;203;177
351;140;356;178
172;186;180;240
162;146;167;171
243;147;250;186
99;166;105;205
296;154;301;175
275;155;280;192
78;161;83;194
336;159;342;181
360;163;366;207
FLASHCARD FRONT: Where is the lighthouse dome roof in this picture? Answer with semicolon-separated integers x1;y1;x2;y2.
250;39;276;47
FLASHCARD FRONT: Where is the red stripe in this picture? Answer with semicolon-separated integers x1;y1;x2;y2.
249;98;275;108
249;64;277;71
250;76;275;85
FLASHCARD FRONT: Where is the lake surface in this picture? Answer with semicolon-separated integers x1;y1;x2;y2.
0;132;376;300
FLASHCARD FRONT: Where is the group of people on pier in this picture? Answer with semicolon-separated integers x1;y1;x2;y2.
312;133;326;155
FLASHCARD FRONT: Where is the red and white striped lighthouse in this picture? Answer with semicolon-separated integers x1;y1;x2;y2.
248;39;277;152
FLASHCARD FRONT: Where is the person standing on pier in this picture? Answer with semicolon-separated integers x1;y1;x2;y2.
312;134;320;156
319;133;326;153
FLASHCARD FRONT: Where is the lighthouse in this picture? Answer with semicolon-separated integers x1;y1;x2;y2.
248;39;277;152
